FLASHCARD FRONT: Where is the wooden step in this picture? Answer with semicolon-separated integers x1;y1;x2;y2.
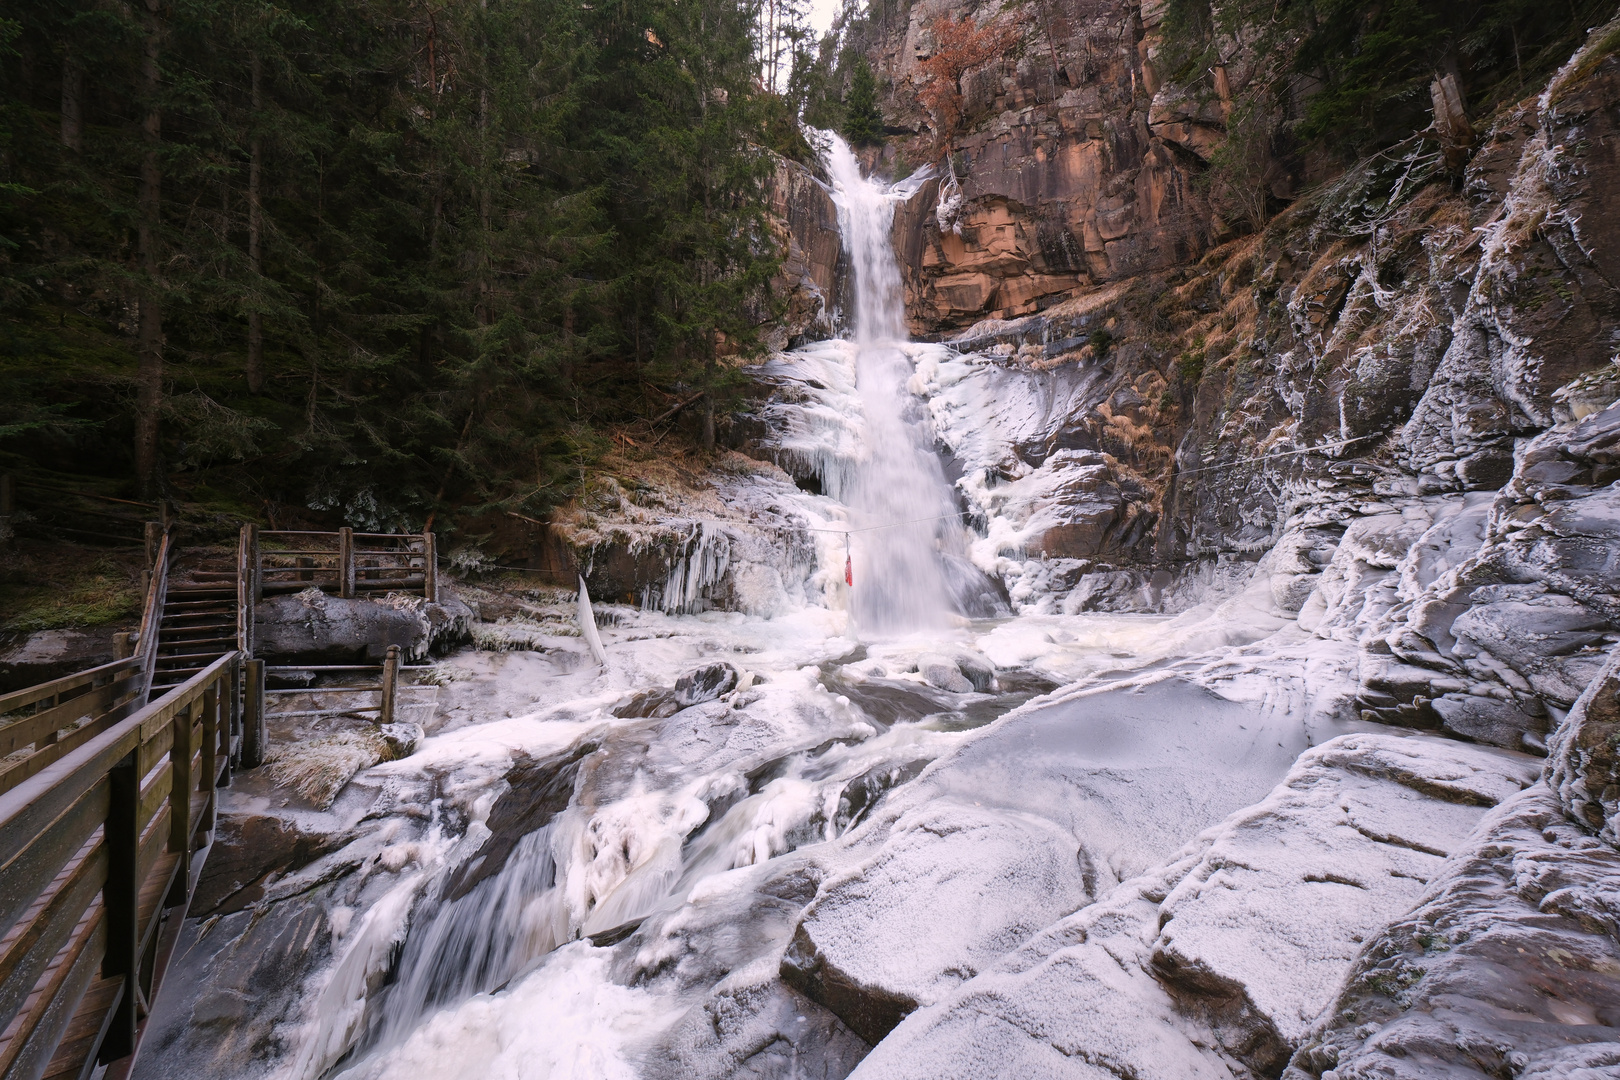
167;586;236;596
158;637;234;651
164;598;236;609
155;651;230;667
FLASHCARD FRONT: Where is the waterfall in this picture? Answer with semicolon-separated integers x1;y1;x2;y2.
823;135;959;635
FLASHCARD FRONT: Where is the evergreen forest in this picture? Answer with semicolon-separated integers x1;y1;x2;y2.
0;0;845;536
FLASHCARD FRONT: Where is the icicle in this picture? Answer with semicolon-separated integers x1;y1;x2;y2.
844;531;853;587
577;575;609;667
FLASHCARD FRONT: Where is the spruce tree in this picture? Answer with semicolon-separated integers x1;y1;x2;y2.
842;57;882;145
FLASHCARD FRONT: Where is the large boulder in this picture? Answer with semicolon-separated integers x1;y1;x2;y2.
254;587;473;663
781;801;1093;1042
1284;784;1620;1080
0;628;118;692
847;733;1538;1080
1149;734;1537;1070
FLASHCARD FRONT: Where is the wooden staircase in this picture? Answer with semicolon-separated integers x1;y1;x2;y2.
151;548;241;693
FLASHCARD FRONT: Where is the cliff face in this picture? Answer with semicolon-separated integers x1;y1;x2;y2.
766;155;845;348
845;20;1620;757
864;0;1206;330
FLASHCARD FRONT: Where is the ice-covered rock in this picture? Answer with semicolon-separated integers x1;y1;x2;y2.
1150;734;1538;1067
1284;783;1620;1080
256;587;473;663
1549;645;1620;845
781;800;1093;1041
675;661;741;707
913;653;973;694
1345;401;1620;750
850;733;1541;1080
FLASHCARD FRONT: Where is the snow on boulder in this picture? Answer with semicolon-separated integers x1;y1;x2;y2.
780;800;1093;1043
1284;783;1620;1080
913;653;973;694
1149;733;1539;1065
850;733;1541;1080
848;851;1239;1080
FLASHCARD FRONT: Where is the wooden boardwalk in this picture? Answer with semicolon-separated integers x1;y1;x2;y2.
0;523;254;1080
0;517;436;1079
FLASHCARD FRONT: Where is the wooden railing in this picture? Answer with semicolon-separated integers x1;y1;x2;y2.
0;652;240;1080
241;526;436;602
133;527;173;706
0;660;145;799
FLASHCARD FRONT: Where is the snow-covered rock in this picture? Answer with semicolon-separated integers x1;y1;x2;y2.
1285;783;1620;1080
848;733;1538;1080
781;800;1093;1041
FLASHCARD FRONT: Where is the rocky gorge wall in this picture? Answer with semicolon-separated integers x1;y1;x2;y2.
827;18;1620;761
529;11;1620;767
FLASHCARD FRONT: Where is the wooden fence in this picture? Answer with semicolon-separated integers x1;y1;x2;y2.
240;526;436;603
0;652;241;1080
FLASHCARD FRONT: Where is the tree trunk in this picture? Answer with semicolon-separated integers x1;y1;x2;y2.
701;351;716;452
60;50;84;151
247;53;264;392
134;0;165;498
477;85;492;326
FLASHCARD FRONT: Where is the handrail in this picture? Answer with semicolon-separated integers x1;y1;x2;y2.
0;657;142;717
0;651;238;1079
0;657;146;797
134;527;173;705
246;527;436;601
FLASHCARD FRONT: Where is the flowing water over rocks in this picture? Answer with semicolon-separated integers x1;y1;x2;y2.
138;132;1620;1080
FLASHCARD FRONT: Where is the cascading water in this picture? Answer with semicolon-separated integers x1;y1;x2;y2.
822;135;962;635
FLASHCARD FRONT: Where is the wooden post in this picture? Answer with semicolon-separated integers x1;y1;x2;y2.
145;520;163;572
423;531;437;602
200;683;218;835
242;658;266;768
228;655;242;769
114;631;134;659
238;522;258;656
339;526;355;598
166;701;193;907
250;523;262;603
100;752;141;1063
380;644;400;725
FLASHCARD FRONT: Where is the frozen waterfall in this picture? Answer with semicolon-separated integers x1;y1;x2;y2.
822;136;962;635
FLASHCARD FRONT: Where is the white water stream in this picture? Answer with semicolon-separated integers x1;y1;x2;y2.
824;136;957;635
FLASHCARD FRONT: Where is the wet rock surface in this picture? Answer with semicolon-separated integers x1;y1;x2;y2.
0;627;118;692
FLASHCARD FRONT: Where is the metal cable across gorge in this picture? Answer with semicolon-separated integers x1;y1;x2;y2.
1171;431;1390;476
